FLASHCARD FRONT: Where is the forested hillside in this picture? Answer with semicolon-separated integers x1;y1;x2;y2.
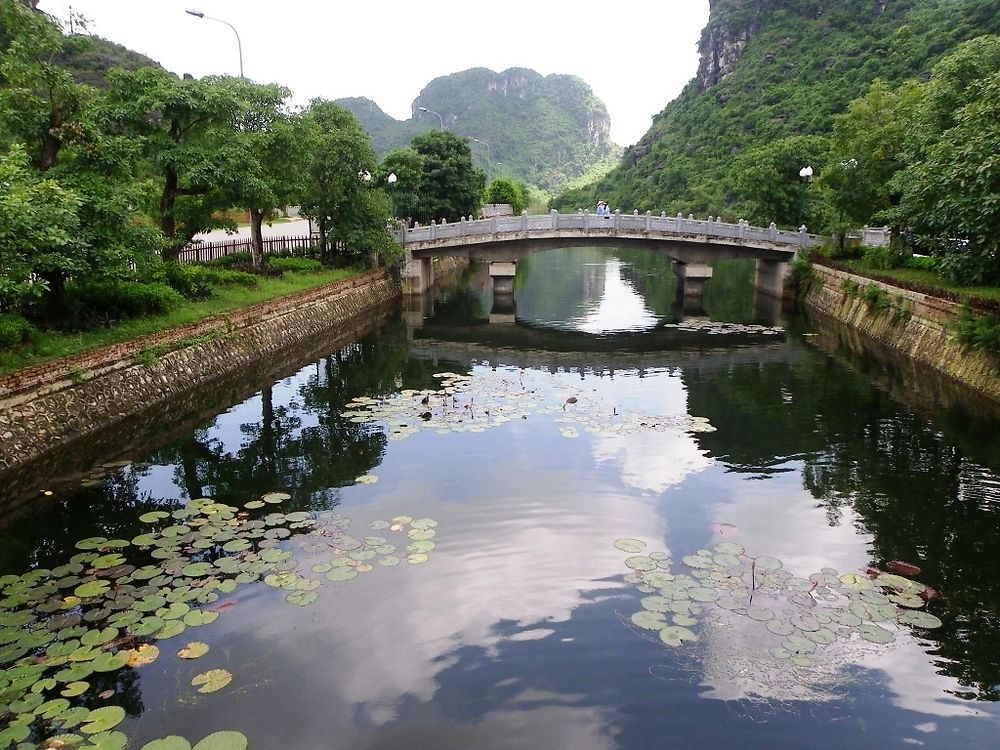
553;0;1000;224
338;67;618;193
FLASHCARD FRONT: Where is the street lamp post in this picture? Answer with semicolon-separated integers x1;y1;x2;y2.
473;138;492;183
418;107;444;130
798;165;813;228
185;9;244;77
386;172;398;220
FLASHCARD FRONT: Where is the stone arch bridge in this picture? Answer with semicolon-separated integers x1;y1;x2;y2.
397;210;826;305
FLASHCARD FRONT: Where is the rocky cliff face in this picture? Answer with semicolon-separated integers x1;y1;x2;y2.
697;0;765;89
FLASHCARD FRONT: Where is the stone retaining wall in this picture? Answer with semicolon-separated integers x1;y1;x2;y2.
804;264;1000;401
0;271;400;473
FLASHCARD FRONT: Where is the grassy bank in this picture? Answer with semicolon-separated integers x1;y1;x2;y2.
0;268;362;377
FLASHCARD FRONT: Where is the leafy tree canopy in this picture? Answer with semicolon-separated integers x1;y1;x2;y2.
410;130;484;224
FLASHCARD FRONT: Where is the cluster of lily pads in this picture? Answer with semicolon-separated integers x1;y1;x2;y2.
0;492;438;750
615;538;942;670
671;321;784;336
342;371;716;442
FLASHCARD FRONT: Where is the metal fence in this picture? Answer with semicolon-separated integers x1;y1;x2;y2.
178;236;319;263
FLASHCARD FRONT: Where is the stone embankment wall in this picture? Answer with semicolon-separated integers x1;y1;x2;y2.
0;271;400;473
804;264;1000;401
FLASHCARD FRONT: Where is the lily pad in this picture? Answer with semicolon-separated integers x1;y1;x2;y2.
286;590;318;607
631;610;667;630
857;623;895;644
192;731;248;750
125;644;160;667
141;737;192;750
261;492;291;504
81;705;126;734
897;610;943;629
178;641;210;660
192;668;232;693
613;538;646;554
625;556;657;572
659;625;698;647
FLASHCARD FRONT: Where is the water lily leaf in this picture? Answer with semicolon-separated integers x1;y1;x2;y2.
75;537;108;551
791;655;812;668
378;556;401;567
139;511;170;524
790;613;820;632
782;635;817;655
746;606;774;622
285;590;318;607
177;641;209;660
857;623;895;644
191;668;232;693
243;500;265;510
805;627;838;646
183;610;219;627
354;475;378;484
192;731;248;750
261;492;291;504
659;626;698;647
640;595;671;613
86;731;129;750
35;696;71;719
81;705;126;734
0;724;30;745
406;541;435;554
712;542;745;556
631;611;667;630
81;627;118;647
410;518;437;530
74;580;111;598
681;555;713;569
407;529;436;541
155;620;186;640
90;651;130;672
614;539;646;554
688;587;719;603
61;680;89;697
324;568;358;582
889;592;925;609
754;556;783;571
141;736;192;750
407;553;429;565
125;644;159;667
897;610;943;629
625;556;657;572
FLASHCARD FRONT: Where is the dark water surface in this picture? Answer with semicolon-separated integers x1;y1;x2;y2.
2;248;999;750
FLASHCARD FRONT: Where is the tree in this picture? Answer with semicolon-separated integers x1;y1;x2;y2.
484;177;528;214
728;135;832;229
105;69;283;258
300;100;398;266
377;147;423;222
410;130;484;224
0;145;82;314
0;0;93;170
823;79;924;227
894;42;1000;284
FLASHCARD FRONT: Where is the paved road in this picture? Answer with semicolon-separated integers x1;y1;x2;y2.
192;218;311;243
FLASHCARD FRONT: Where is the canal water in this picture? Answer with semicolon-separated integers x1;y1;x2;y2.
1;247;999;750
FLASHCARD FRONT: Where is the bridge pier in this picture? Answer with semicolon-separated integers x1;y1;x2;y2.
673;262;713;314
754;258;791;299
402;255;434;295
489;261;517;296
401;290;433;340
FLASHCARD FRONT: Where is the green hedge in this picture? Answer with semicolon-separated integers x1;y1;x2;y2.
66;281;185;323
267;256;323;273
0;313;38;349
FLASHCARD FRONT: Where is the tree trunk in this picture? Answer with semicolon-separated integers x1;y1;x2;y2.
39;270;67;322
37;108;64;172
249;207;265;271
160;164;180;261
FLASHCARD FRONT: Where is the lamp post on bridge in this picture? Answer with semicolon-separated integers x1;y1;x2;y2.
418;107;444;130
185;9;244;77
473;138;492;182
798;165;813;228
387;172;398;221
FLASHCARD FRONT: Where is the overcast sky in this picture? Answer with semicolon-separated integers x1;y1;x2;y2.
37;1;710;146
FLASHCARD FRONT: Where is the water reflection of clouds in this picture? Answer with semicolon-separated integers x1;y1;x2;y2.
695;469;988;719
228;452;662;745
577;259;660;334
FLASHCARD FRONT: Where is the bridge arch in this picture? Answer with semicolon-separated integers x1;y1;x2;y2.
397;210;825;302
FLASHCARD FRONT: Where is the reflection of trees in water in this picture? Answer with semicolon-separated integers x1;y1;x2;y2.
514;248;609;325
1;468;165;573
152;330;460;513
683;347;1000;700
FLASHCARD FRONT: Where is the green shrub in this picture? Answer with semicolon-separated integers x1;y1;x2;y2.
953;311;1000;359
201;251;253;268
164;262;215;300
267;256;324;273
66;281;184;324
903;255;938;272
0;313;38;348
861;284;890;314
863;244;906;270
200;267;259;287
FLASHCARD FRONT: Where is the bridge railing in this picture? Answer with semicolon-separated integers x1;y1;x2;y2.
397;211;827;250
